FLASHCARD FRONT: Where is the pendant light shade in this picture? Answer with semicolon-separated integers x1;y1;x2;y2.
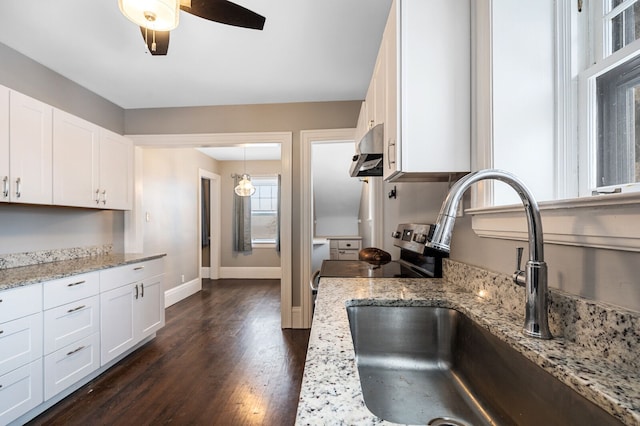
235;174;256;197
118;0;180;31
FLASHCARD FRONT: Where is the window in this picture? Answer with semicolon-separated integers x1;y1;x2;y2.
250;176;279;245
584;0;640;194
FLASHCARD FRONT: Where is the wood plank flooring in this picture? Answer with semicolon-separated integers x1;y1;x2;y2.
28;279;310;426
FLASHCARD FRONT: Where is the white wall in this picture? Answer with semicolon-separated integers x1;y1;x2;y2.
141;148;219;291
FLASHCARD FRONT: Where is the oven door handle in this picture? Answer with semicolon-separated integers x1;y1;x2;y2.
309;270;321;293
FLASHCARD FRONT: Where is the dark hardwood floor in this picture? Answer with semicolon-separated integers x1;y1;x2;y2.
28;279;310;426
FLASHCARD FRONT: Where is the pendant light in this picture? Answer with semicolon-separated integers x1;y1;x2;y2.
235;148;256;197
118;0;180;31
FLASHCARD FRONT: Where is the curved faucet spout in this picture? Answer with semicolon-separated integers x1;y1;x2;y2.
426;169;552;339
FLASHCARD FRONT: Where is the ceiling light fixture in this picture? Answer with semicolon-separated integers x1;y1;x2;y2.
118;0;180;31
234;148;256;197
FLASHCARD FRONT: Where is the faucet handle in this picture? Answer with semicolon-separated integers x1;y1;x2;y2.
512;247;526;287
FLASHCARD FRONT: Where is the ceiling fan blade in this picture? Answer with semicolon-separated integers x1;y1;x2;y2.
139;27;170;55
181;0;265;30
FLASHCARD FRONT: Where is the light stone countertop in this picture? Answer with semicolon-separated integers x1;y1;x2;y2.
295;276;640;425
0;253;166;291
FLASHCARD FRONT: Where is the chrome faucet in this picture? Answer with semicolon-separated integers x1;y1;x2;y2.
425;169;552;339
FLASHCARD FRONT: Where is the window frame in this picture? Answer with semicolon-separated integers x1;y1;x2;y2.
469;0;640;253
249;175;279;248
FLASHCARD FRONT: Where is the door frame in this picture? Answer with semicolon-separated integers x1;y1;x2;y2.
125;131;293;328
300;128;357;328
198;169;221;280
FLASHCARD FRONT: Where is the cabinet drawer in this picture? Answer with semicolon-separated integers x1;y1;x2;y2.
337;239;361;249
100;258;164;292
44;332;99;401
43;295;99;355
43;272;99;310
0;284;42;323
0;359;43;425
337;250;359;261
0;312;43;377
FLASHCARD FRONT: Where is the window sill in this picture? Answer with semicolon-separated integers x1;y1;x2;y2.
468;192;640;252
251;242;277;249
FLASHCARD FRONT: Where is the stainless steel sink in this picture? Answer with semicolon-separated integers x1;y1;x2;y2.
346;305;622;426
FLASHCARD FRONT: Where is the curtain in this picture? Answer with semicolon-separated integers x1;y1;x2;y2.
276;174;281;252
233;175;253;253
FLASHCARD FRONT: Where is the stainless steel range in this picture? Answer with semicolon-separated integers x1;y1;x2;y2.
319;224;444;279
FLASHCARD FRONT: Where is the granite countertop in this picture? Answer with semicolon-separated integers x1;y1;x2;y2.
295;277;640;425
0;253;166;291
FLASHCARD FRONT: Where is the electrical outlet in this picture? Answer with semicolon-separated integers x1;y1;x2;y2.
145;212;151;222
181;275;185;283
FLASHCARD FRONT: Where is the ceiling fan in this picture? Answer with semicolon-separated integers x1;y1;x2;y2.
118;0;265;55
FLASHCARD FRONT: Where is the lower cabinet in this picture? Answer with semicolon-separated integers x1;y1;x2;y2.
100;271;164;365
0;360;43;425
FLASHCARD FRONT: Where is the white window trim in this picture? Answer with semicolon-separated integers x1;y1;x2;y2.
469;0;640;252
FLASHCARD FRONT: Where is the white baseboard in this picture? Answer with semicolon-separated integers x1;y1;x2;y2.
219;267;281;279
201;266;210;279
164;278;202;308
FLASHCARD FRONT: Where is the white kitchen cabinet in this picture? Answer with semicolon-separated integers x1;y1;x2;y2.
0;85;8;204
329;238;362;260
6;90;53;204
0;284;43;424
53;109;133;210
380;0;471;182
42;272;101;401
0;359;43;425
100;259;165;365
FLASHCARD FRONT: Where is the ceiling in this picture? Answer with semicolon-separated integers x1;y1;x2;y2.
0;0;392;109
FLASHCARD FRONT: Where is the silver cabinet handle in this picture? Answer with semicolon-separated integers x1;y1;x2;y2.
2;176;8;198
95;188;100;204
67;305;86;313
0;329;4;335
66;345;86;356
135;284;139;299
15;177;21;198
141;283;144;298
387;140;396;167
67;280;86;287
134;266;145;271
102;189;107;205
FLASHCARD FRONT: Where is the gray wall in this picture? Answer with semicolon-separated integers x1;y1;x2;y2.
142;148;219;291
126;101;361;305
0;43;124;133
219;160;281;268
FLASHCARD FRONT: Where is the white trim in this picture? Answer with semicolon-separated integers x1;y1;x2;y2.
126;131;293;328
219;267;281;279
291;306;304;329
201;266;210;278
164;278;202;308
124;146;144;253
300;128;357;329
469;192;640;251
198;169;221;280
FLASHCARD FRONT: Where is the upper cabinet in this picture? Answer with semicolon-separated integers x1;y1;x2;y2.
361;0;471;182
1;89;53;204
0;84;133;210
53;110;132;210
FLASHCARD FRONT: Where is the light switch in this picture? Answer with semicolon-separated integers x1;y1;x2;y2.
145;212;151;222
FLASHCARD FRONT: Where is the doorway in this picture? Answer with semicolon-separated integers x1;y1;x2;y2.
199;170;221;280
125;132;294;328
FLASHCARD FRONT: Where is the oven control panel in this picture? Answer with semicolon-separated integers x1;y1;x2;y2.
392;223;435;254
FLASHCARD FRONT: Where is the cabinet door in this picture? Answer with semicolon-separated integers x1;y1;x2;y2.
52;109;100;208
0;359;43;425
383;0;399;180
9;90;52;204
137;275;165;340
0;85;8;204
99;129;132;210
100;284;135;365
